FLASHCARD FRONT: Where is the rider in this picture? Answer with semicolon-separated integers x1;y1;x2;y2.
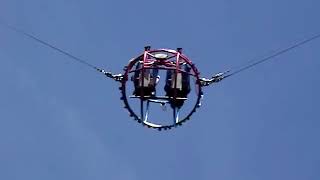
132;60;159;97
164;63;191;108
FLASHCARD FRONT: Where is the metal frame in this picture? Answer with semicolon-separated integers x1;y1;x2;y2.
119;48;203;130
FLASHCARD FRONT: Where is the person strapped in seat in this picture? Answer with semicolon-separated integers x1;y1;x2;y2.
132;61;159;97
164;63;191;108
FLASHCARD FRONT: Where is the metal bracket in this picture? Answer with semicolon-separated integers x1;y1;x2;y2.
98;69;123;82
199;71;229;86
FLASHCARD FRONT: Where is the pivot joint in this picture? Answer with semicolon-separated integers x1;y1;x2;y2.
98;69;123;82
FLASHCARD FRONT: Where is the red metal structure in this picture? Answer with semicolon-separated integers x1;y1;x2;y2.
120;47;203;130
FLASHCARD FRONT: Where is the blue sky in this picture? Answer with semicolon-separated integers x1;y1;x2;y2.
1;0;320;179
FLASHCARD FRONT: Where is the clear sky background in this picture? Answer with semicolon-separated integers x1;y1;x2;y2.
1;0;320;180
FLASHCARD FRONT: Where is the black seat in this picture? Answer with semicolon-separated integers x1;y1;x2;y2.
164;63;191;108
132;62;159;97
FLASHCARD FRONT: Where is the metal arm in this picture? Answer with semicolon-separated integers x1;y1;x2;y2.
98;69;123;82
199;71;229;87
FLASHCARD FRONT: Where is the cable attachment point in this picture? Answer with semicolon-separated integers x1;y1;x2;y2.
98;68;123;82
199;70;229;86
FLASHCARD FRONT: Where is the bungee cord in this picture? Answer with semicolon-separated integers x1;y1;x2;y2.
199;32;320;86
1;20;320;130
0;20;125;81
1;20;319;85
0;21;100;71
224;32;320;79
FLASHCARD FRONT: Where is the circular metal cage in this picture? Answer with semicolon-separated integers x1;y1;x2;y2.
119;48;203;130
